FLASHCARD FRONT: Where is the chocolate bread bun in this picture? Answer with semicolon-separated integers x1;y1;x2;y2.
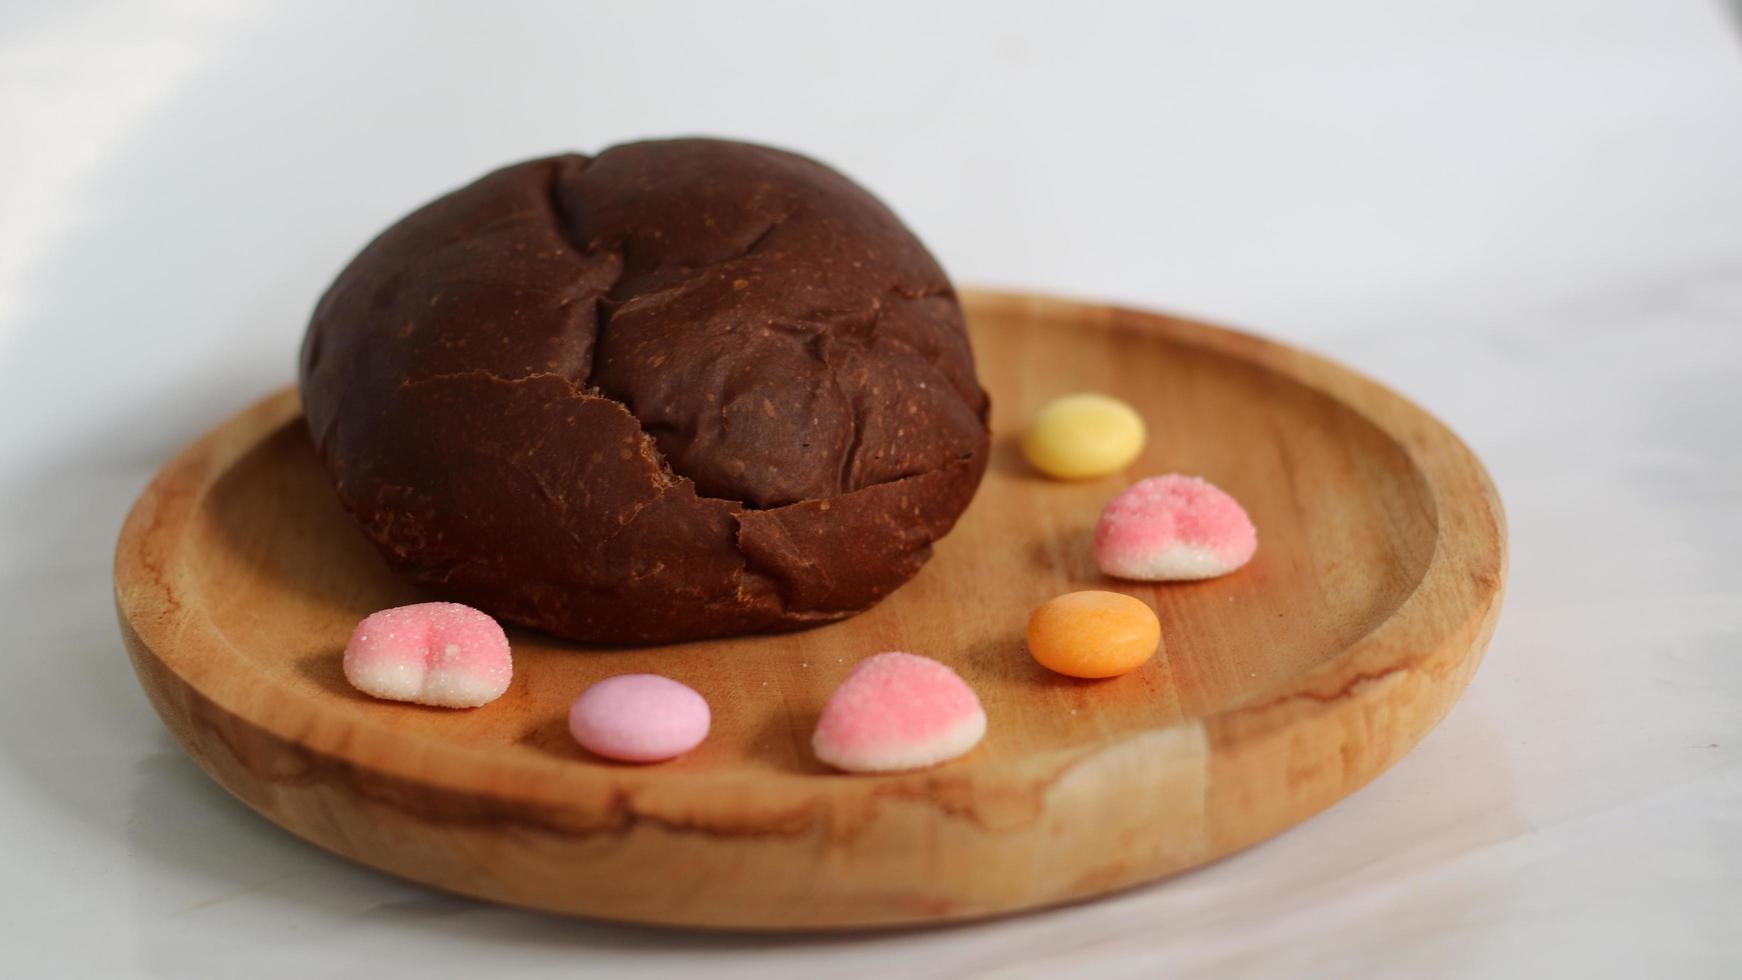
300;139;990;644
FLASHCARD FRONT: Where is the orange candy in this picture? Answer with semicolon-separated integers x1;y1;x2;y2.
1026;591;1161;679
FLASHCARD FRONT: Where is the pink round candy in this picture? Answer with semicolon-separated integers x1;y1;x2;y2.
1094;474;1257;581
812;652;986;773
343;602;512;708
569;674;710;763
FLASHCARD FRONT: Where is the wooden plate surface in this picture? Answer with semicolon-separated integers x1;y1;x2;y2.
115;291;1506;929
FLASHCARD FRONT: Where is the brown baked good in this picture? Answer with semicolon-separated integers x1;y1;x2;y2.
300;138;990;645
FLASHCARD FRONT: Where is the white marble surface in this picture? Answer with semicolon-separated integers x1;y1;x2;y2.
2;1;1738;976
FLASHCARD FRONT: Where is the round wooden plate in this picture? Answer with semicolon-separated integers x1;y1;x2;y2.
115;291;1505;929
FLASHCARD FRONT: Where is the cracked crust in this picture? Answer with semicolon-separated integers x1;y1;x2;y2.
300;139;990;644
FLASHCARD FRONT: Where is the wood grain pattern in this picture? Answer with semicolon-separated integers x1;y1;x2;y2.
113;291;1506;929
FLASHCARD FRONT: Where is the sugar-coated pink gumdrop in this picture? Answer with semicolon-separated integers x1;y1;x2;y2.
812;652;986;773
569;674;711;763
1094;474;1257;581
343;602;512;708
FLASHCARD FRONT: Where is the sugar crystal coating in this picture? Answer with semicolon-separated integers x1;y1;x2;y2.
342;602;512;708
1094;474;1257;581
812;652;986;773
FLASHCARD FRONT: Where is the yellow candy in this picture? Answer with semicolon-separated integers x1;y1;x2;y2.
1021;393;1146;479
1026;590;1161;679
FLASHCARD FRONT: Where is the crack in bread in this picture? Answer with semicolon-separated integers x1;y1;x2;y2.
301;138;989;644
